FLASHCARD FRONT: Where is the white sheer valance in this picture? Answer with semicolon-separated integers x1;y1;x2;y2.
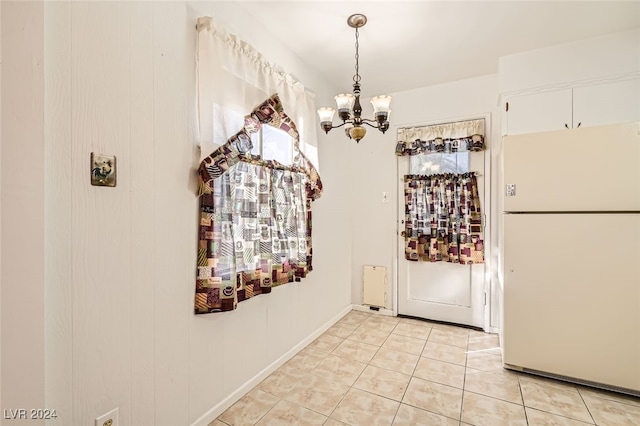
396;118;486;156
196;16;317;160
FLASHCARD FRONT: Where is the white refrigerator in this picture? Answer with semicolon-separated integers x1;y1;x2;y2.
502;121;640;394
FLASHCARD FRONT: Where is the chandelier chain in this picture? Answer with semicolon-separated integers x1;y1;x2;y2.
353;27;361;83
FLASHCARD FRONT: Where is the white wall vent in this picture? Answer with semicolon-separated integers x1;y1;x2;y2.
363;265;386;308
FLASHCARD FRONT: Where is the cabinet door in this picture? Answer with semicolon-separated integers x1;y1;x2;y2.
505;89;572;135
573;79;640;128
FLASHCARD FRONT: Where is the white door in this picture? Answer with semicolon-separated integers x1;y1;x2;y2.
397;151;487;328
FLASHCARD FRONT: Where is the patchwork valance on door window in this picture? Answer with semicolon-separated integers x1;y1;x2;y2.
195;95;322;314
396;118;485;156
403;173;484;264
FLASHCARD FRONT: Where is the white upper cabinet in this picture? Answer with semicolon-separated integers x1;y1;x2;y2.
504;89;572;135
573;79;640;128
499;29;640;136
504;79;640;136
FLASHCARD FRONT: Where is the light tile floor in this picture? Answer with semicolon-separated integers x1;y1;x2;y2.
213;311;640;426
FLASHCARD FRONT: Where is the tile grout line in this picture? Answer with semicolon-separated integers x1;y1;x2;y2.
516;372;529;426
459;337;470;423
576;387;597;425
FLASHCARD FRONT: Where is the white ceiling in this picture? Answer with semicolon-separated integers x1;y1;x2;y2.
234;1;640;95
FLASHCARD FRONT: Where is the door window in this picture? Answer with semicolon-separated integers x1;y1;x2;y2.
410;152;469;175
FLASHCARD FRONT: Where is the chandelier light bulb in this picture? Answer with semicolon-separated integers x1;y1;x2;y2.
371;95;392;114
334;94;355;121
317;107;336;123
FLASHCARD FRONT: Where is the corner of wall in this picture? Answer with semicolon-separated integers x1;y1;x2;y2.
0;0;3;411
1;0;46;416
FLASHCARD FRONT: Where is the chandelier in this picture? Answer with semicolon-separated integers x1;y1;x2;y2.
317;14;391;143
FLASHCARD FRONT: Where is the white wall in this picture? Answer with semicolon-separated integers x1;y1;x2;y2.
349;74;502;328
499;28;640;94
1;1;352;426
1;2;46;424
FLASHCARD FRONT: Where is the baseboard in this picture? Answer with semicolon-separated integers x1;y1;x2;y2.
504;364;640;398
190;304;354;426
351;304;395;317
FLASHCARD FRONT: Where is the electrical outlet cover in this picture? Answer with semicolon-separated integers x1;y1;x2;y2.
95;408;118;426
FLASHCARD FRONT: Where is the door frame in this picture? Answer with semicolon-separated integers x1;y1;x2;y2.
392;112;494;332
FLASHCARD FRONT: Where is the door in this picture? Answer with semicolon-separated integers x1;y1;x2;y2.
397;151;487;328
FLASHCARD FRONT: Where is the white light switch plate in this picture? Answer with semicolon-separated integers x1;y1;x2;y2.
382;191;389;203
95;408;118;426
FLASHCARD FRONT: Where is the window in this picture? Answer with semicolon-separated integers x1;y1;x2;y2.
410;152;469;175
194;94;323;313
296;116;320;172
214;103;293;165
251;124;294;165
214;104;319;171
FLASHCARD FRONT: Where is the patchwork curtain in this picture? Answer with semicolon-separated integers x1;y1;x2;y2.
403;173;484;264
396;118;485;156
198;164;310;311
195;95;322;314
